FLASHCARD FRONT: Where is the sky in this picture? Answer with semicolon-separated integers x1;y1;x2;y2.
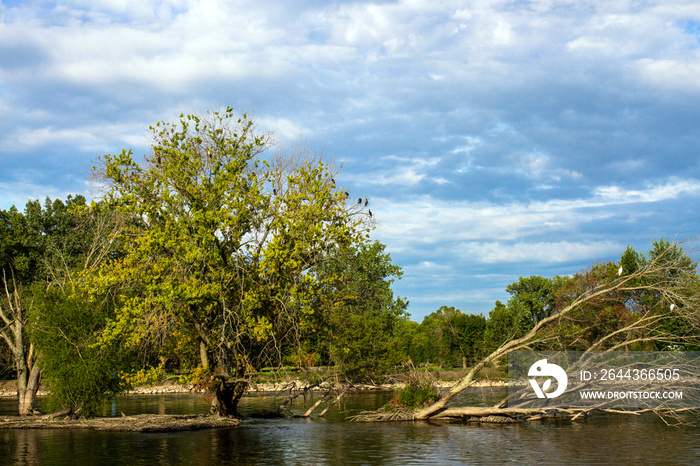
1;0;700;322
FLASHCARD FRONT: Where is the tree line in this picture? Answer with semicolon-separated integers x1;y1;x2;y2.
385;236;699;374
2;108;698;419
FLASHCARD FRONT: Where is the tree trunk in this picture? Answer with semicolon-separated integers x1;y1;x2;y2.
414;358;488;420
199;339;209;369
300;392;330;418
2;271;41;416
276;381;322;415
319;389;346;417
414;262;675;420
210;377;247;418
16;356;41;415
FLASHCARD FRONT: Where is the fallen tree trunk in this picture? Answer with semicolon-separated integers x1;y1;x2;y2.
299;392;331;418
276;381;322;415
414;245;700;421
432;406;698;424
319;389;346;417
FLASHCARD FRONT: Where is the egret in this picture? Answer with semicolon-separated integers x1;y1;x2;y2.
618;266;623;276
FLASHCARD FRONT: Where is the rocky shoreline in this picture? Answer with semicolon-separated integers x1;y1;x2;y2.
0;379;507;398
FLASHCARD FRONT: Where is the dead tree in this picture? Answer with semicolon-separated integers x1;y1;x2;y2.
413;240;700;421
0;270;41;415
319;389;347;417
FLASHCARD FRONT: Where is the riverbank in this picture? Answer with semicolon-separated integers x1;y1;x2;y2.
0;376;507;398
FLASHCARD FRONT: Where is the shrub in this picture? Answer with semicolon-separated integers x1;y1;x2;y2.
394;369;438;408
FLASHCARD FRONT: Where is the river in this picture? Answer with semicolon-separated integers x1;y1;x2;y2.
1;388;699;464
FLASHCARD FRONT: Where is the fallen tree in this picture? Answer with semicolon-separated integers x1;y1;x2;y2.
361;240;700;423
249;378;349;419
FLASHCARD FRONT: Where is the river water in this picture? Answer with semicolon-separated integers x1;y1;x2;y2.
1;388;699;464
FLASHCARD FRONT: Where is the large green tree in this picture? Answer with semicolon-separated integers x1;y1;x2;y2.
505;275;565;324
92;108;372;417
317;241;409;382
32;202;129;417
1;196;128;416
410;306;486;368
0;195;91;415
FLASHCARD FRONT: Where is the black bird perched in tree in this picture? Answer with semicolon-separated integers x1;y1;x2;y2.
344;191;349;197
357;198;362;204
368;210;372;218
364;199;368;206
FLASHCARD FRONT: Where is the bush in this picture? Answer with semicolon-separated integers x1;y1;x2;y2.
394;369;438;408
34;288;131;417
396;384;437;408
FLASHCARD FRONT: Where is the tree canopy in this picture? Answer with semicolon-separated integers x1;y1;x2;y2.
91;108;373;416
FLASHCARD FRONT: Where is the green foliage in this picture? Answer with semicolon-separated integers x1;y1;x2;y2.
1;195;128;415
34;288;129;417
408;306;486;368
120;366;166;388
619;239;700;351
515;239;700;352
396;384;438;408
311;241;409;382
91;108;374;393
0;195;89;285
620;245;644;276
483;300;529;352
395;370;438;408
506;275;566;324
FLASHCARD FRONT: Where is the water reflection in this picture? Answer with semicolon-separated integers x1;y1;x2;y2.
2;390;700;465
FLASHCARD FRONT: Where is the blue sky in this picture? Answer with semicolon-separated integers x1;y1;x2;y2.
1;0;700;321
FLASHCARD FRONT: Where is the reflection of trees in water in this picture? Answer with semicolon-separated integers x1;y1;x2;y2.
1;394;699;464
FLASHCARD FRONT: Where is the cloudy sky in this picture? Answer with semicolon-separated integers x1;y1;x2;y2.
1;0;699;321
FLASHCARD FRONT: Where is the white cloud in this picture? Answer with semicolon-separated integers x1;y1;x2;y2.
3;0;700;320
374;178;700;260
593;179;700;204
257;117;312;144
636;57;700;92
345;156;445;187
0;121;150;154
459;240;623;264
